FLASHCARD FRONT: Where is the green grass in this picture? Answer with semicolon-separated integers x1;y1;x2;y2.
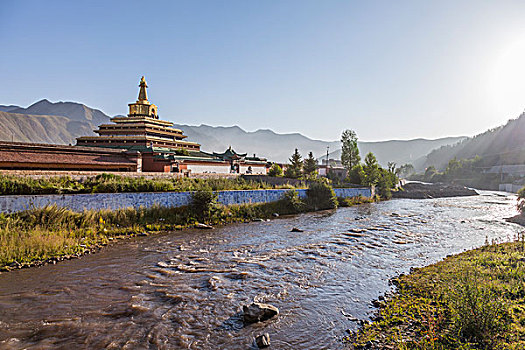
0;173;304;195
347;240;525;349
337;195;374;207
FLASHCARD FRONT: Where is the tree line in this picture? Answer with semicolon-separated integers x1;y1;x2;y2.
267;129;399;199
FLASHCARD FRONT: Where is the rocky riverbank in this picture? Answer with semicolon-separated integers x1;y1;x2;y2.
393;182;478;199
507;213;525;227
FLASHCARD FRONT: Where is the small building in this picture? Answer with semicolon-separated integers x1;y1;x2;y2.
486;165;525;177
318;158;347;180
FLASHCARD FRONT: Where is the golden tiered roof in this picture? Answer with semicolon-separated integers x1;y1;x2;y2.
76;76;201;152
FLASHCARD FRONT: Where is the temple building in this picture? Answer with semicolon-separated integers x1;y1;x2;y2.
0;77;268;174
73;76;268;174
76;76;200;152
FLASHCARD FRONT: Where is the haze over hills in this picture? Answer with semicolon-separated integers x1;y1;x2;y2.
326;137;465;170
423;112;525;170
172;123;342;163
0;99;464;165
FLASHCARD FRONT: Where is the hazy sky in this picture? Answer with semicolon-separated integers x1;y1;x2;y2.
2;0;525;142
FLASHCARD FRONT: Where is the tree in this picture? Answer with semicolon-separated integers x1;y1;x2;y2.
347;164;365;185
445;157;462;178
387;162;396;174
424;166;438;181
285;148;303;179
362;152;380;186
268;163;283;177
341;129;361;171
377;167;398;199
303;152;318;176
396;163;415;178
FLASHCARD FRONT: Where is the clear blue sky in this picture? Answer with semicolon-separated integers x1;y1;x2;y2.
2;0;525;141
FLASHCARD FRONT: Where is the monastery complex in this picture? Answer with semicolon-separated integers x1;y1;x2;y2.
0;77;269;175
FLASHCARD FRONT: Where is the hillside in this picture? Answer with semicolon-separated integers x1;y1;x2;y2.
0;99;110;145
0;105;19;112
325;137;465;170
424;112;525;170
10;99;110;129
173;123;341;163
0;99;463;165
0;111;93;144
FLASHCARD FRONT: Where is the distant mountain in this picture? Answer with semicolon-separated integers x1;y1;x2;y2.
0;105;20;112
324;137;465;170
174;123;340;162
0;99;463;166
175;123;464;166
0;111;93;144
9;99;110;129
0;100;110;145
423;112;525;170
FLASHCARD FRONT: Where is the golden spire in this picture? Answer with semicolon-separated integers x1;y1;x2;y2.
137;76;148;103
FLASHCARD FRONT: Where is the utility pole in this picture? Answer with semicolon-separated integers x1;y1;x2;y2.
326;146;329;176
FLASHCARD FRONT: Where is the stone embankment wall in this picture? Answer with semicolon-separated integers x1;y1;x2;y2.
0;188;372;214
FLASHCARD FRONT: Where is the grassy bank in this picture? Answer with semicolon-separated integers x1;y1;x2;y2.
347;239;525;349
0;173;305;195
0;183;373;271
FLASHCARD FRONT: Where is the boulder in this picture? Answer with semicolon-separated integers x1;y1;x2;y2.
243;302;279;323
255;333;271;348
290;227;304;232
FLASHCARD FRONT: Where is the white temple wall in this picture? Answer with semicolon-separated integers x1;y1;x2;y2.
239;165;267;174
186;164;231;174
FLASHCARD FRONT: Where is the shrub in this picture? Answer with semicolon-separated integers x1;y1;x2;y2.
450;273;509;348
281;190;305;213
518;186;525;214
337;195;371;207
305;179;337;210
190;187;218;222
268;163;283;177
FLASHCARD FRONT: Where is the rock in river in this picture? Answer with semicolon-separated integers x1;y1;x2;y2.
290;227;304;232
254;333;271;348
195;223;213;229
243;302;279;324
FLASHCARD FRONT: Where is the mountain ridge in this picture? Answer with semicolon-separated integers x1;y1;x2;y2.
423;112;525;170
0;99;464;165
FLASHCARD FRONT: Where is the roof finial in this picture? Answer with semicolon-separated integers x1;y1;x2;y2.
137;76;148;102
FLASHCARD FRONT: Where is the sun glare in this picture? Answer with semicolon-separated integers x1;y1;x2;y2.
491;39;525;120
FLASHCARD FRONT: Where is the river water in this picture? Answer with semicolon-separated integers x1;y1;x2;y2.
0;192;522;349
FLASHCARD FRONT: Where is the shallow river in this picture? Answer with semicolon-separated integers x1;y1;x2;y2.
0;193;522;349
